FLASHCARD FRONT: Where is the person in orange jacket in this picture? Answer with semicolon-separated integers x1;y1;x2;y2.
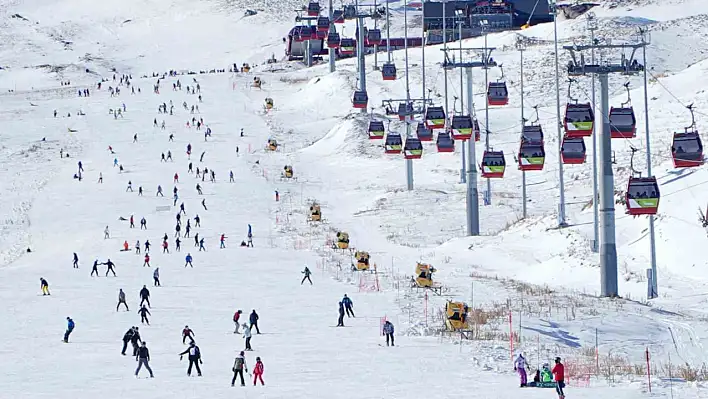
123;241;130;251
253;357;264;386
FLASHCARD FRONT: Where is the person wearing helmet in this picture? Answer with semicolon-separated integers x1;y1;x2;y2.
179;341;202;377
231;351;248;386
514;353;528;387
552;357;565;399
182;325;195;344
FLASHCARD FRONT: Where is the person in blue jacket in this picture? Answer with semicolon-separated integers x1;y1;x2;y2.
383;320;394;346
185;253;193;268
342;294;355;317
249;310;260;334
64;317;75;343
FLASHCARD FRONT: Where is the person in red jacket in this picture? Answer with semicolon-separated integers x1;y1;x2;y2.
233;310;242;334
253;357;264;386
552;357;565;399
143;254;151;267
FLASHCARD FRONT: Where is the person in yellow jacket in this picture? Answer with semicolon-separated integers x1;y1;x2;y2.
40;277;50;295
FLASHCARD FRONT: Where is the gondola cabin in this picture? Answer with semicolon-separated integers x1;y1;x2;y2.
450;115;473;140
309;203;321;221
561;137;586;165
518;142;545;171
381;62;397;81
487;81;509;106
332;9;344;23
564;102;594;138
625;177;660;216
355;251;370;271
415;262;436;288
317;16;330;31
397;102;413;121
404;136;423;159
445;301;469;331
352;90;368;109
436;131;455;153
339;38;356;55
366;29;382;46
336;231;350;249
368;120;385;140
521;125;544;144
343;5;357;19
609;107;636;139
481;151;506;178
384;133;403;154
424;106;446;129
672;131;704;168
307;1;320;16
297;26;314;41
283;165;294;179
416;122;433;141
327;32;341;48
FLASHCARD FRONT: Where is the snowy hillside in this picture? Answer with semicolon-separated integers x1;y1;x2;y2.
2;0;708;398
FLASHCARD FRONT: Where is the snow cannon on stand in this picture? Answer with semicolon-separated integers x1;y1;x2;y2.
412;263;442;295
309;203;322;222
266;138;278;151
252;77;262;89
264;97;274;111
241;63;251;73
335;232;349;250
445;301;469;331
354;251;370;271
282;165;294;179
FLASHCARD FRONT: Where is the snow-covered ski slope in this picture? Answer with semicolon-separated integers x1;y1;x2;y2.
1;0;708;397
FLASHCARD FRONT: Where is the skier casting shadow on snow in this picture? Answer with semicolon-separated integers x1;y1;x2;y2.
337;302;345;327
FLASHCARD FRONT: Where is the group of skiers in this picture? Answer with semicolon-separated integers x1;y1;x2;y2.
515;353;566;398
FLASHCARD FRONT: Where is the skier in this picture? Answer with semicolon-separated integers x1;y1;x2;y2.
167;151;172;161
98;173;103;183
140;217;147;230
175;237;181;252
121;326;135;355
117;288;129;311
72;252;79;268
130;327;142;356
133;133;138;143
185;253;193;268
40;277;51;295
247;224;253;247
249;310;260;334
162;240;169;253
126;181;133;192
135;240;141;254
552;357;565;399
143;253;151;267
342;294;355;317
229;170;234;183
253;357;264;386
104;225;110;239
153;268;160;286
161;153;166;162
231;351;248;387
201;198;207;210
138;305;151;325
196;183;202;195
179;341;202;376
194;233;199;247
515;353;529;387
220;234;227;249
63;317;75;343
156;185;164;196
91;259;100;277
182;325;195;344
139;285;151;307
174;173;179;183
275;190;279;201
179;202;186;215
233;310;242;334
129;215;135;228
144;240;151;253
184;222;191;238
175;223;181;238
138;186;143;196
194;214;201;227
198;238;205;252
243;323;253;351
104;259;116;276
301;266;312;285
337;302;345;327
135;342;154;378
383;320;395;346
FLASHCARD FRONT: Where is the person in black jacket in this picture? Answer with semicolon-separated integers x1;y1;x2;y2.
337;302;345;327
139;285;150;307
121;326;135;355
135;342;154;378
138;305;151;325
130;327;142;356
179;342;202;376
249;310;260;334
